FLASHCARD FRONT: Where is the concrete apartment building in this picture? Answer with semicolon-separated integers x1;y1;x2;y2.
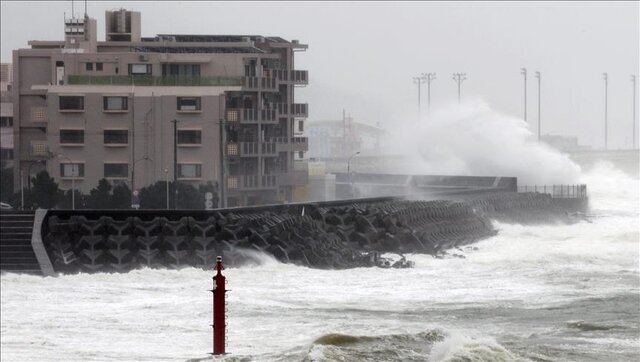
13;9;309;207
1;63;13;169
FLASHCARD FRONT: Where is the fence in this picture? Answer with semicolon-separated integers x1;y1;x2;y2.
517;184;587;199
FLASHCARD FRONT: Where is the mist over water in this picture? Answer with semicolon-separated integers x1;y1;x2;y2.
384;99;582;185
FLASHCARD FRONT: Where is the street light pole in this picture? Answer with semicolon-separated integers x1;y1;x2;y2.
58;154;76;210
164;168;169;210
632;74;637;149
452;73;467;104
424;72;436;115
521;68;527;122
171;119;179;209
536;71;541;141
347;151;360;198
413;74;427;122
218;118;227;209
603;73;608;150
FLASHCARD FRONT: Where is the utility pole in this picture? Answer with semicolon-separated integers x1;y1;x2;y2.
424;72;436;115
452;73;467;104
603;73;608;150
218;118;227;208
536;71;541;141
413;74;427;122
632;74;637;149
521;68;527;122
171;119;179;209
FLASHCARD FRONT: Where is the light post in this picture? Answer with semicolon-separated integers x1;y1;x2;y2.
632;74;637;149
521;67;527;122
424;72;436;115
164;168;169;210
452;73;467;104
58;154;76;210
347;151;360;198
603;72;608;150
535;71;541;141
413;74;427;122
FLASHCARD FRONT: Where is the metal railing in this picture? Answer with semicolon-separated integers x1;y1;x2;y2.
518;184;587;199
242;76;277;90
68;75;243;86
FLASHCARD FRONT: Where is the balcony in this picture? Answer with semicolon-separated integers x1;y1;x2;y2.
242;77;278;92
29;142;50;158
227;174;277;190
226;108;278;123
67;75;243;87
273;103;308;118
269;69;308;85
274;137;309;152
234;142;277;157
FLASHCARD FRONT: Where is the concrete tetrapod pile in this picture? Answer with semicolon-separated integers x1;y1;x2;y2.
40;192;587;273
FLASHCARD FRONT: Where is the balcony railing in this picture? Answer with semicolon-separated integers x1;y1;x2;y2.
270;69;308;85
228;174;278;190
242;77;278;91
226;108;277;123
275;103;308;117
273;136;309;152
30;142;50;158
68;75;243;86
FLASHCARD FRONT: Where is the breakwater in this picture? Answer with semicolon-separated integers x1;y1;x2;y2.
33;190;587;274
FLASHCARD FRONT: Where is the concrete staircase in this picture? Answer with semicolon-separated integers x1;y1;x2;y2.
0;211;42;275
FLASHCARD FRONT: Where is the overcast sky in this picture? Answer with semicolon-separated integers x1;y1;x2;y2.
1;1;638;149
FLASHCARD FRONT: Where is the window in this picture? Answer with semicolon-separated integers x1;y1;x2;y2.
103;96;128;111
177;97;201;111
0;149;13;160
86;62;93;71
179;164;202;178
104;163;129;178
31;108;47;121
60;129;84;144
96;62;103;71
128;64;152;75
0;116;12;127
177;130;202;145
104;130;128;145
60;163;85;177
59;96;84;111
162;63;201;77
298;120;304;133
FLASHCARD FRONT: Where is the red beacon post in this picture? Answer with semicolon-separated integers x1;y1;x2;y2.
211;256;227;355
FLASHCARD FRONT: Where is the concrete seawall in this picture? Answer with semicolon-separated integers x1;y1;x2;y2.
35;191;588;274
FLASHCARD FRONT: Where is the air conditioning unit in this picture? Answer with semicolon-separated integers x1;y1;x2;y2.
139;54;149;62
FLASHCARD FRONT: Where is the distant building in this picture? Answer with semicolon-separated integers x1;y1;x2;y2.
1;63;13;169
12;9;309;207
308;115;387;160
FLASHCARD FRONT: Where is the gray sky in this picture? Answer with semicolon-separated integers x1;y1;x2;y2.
2;1;638;149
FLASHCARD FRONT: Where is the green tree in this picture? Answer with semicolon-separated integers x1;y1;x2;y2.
58;189;86;209
139;181;171;209
0;167;13;203
30;170;62;209
111;182;132;209
86;179;112;209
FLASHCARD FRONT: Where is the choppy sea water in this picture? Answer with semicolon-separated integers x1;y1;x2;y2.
1;162;638;362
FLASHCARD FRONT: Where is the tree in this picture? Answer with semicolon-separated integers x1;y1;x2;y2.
58;189;86;209
111;183;132;209
29;170;62;209
139;181;170;209
86;179;112;209
0;167;13;203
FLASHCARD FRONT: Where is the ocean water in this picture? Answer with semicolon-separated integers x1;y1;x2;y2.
1;161;638;362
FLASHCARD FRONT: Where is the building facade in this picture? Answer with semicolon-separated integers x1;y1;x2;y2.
1;63;13;169
13;9;309;207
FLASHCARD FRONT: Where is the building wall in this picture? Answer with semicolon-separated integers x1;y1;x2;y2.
11;11;308;207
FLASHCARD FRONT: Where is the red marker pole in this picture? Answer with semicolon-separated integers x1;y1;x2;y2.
212;256;226;355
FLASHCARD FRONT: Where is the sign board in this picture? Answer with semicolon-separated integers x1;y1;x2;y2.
133;189;140;197
205;192;213;200
205;200;214;210
131;203;140;210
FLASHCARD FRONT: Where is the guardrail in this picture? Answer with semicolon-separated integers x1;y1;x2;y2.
68;75;243;86
518;184;587;199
